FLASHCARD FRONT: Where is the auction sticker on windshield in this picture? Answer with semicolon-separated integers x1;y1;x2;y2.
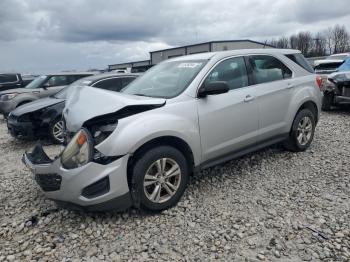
177;63;202;68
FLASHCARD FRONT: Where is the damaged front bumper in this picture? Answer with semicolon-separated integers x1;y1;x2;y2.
22;144;133;212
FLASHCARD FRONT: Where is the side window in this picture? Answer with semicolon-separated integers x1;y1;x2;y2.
67;75;87;84
204;57;249;90
46;76;69;87
121;77;136;88
250;55;292;84
93;78;122;92
0;74;18;83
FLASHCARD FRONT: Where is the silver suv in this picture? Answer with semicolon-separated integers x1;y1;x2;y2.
23;49;322;212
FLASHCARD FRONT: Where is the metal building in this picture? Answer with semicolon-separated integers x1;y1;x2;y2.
150;40;274;64
108;39;274;72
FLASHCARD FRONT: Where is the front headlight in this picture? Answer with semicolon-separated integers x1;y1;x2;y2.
61;128;93;169
1;93;18;101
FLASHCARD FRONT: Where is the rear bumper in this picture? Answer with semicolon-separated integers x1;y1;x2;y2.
22;144;132;212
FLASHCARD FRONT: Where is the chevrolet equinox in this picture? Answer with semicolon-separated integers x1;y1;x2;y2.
23;49;322;212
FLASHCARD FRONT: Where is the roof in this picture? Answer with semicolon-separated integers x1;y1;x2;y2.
108;60;151;67
43;71;100;76
149;39;275;53
78;72;141;82
167;48;300;62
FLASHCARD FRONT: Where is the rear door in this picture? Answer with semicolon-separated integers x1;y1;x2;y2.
197;56;259;163
247;55;293;141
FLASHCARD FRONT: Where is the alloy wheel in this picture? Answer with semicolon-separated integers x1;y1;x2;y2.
52;120;64;143
296;116;313;146
143;158;181;203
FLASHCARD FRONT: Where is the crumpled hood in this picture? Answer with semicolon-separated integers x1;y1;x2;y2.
11;97;65;116
64;85;166;132
0;88;36;96
328;71;350;83
314;59;344;66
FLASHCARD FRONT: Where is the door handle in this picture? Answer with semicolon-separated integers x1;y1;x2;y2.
244;95;255;102
287;83;294;89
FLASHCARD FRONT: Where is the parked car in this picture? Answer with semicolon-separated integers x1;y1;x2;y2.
0;73;34;92
314;53;350;75
321;57;350;110
23;49;322;212
0;72;96;118
7;73;140;143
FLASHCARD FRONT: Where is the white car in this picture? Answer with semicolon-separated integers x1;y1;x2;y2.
23;49;322;212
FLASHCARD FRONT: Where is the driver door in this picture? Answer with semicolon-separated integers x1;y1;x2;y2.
197;56;259;163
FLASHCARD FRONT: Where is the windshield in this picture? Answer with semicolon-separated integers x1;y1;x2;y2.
337;58;350;72
53;78;92;99
25;75;48;89
121;60;207;98
53;86;69;99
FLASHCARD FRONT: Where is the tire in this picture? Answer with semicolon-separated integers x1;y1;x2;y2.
321;93;332;111
130;146;189;212
49;118;64;144
283;109;316;152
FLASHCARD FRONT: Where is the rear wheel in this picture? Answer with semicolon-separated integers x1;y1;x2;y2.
131;146;189;212
49;118;64;144
283;109;316;152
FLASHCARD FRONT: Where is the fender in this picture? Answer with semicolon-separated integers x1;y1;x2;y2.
285;84;322;132
95;101;202;165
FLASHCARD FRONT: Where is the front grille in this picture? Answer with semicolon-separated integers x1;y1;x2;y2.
35;174;62;191
82;176;110;199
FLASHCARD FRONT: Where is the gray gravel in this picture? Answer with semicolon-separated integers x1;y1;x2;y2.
0;111;349;261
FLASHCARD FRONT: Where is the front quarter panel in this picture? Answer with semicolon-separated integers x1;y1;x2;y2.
95;99;202;166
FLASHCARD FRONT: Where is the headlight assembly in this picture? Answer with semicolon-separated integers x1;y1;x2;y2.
92;123;118;145
61;128;93;169
1;93;18;101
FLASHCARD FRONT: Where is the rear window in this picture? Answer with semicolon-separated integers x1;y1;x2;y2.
0;74;18;83
285;54;314;73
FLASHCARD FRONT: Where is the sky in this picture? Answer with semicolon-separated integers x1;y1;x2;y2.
0;0;349;74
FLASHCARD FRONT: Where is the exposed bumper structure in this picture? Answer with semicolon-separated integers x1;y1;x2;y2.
22;144;132;212
7;115;36;139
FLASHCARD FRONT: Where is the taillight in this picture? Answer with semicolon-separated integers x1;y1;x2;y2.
316;75;322;90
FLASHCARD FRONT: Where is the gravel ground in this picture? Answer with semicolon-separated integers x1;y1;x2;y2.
0;111;349;262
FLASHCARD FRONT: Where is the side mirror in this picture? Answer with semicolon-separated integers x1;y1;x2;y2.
198;81;229;98
42;83;50;89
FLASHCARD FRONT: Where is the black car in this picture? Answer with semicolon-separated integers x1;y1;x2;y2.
7;73;140;143
322;57;350;110
0;73;35;92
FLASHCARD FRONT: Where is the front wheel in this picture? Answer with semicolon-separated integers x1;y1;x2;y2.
283;109;316;152
49;118;64;144
131;146;189;212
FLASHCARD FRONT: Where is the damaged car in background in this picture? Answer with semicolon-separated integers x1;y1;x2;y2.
321;57;350;110
7;73;140;143
23;49;322;212
0;72;95;118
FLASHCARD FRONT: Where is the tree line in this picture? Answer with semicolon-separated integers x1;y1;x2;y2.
267;24;350;57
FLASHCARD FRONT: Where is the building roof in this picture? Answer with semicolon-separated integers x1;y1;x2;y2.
149;39;275;53
167;48;300;62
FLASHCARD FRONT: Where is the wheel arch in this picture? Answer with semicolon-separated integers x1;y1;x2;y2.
297;100;319;123
127;136;195;186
